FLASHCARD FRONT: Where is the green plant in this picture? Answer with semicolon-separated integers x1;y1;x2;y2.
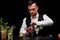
0;18;2;31
0;18;15;32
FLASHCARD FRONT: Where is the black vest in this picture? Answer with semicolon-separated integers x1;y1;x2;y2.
26;14;43;27
26;14;44;37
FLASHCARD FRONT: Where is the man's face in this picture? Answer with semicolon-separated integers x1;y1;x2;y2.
28;3;38;16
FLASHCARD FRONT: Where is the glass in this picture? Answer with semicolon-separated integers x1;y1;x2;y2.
8;32;13;40
35;27;39;40
1;29;7;40
7;26;14;40
25;27;31;40
26;27;31;33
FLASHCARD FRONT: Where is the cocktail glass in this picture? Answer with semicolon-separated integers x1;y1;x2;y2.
1;29;7;40
35;27;39;40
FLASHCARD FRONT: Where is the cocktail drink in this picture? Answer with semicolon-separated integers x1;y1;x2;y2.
26;27;31;34
8;27;13;40
8;32;13;40
1;29;7;40
25;27;32;40
35;27;39;40
35;28;39;36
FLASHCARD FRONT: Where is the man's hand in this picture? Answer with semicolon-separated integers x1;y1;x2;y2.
30;22;37;26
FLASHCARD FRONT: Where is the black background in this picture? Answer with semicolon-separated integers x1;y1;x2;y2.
0;0;59;39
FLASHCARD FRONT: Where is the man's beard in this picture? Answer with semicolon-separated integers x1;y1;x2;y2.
31;13;37;18
31;13;37;16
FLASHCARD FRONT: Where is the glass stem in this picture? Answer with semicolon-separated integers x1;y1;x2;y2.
31;32;33;37
26;33;28;38
36;32;38;37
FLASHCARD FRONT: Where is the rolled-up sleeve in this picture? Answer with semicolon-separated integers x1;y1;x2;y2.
36;14;54;26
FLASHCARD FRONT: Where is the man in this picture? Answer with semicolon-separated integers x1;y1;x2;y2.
19;0;54;37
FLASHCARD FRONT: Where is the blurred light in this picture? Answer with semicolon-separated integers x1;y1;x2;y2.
58;33;60;39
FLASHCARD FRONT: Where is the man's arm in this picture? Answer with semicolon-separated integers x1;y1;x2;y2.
19;18;27;34
36;14;54;26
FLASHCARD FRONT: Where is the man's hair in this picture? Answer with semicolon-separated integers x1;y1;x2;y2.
28;0;38;6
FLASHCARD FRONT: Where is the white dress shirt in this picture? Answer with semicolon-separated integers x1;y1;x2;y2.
19;13;54;34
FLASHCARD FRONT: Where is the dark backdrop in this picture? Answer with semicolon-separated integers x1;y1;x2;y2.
0;0;59;39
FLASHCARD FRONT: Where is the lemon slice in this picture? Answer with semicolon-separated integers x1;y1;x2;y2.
39;26;43;30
